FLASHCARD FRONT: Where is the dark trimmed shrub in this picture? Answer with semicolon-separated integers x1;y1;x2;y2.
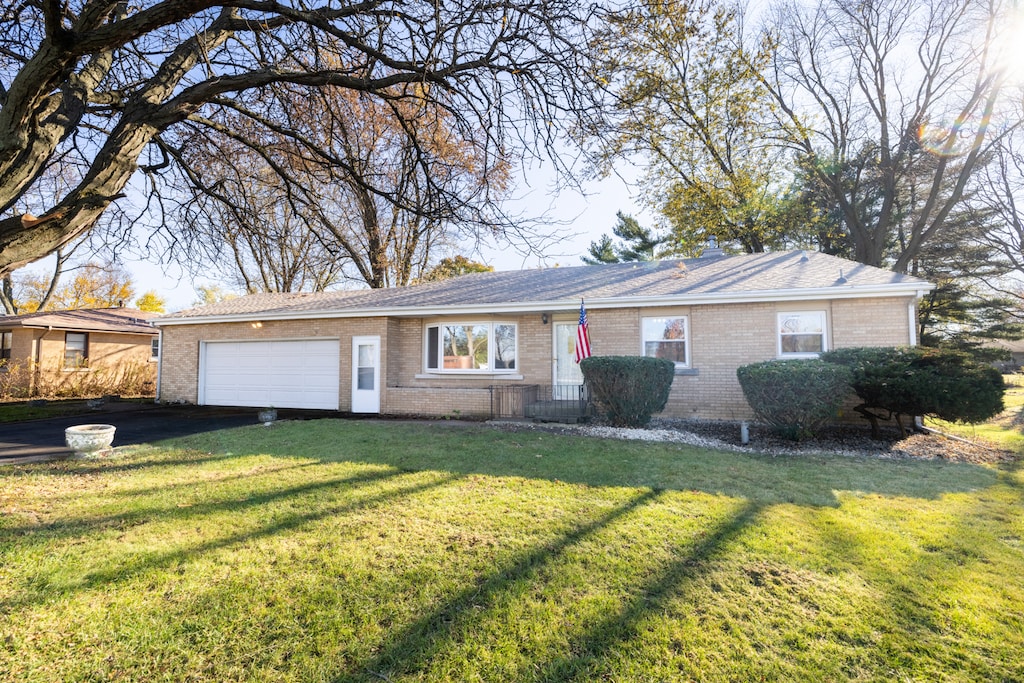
580;356;675;427
821;346;1005;436
736;359;853;440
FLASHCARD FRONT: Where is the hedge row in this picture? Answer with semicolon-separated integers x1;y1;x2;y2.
737;347;1004;440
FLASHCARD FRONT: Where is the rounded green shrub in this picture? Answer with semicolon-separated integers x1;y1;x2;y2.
736;359;853;440
579;356;675;427
820;346;1004;434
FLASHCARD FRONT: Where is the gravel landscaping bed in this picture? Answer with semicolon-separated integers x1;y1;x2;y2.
489;418;1018;465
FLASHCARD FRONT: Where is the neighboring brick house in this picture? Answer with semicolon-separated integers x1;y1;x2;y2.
0;307;159;397
153;251;933;421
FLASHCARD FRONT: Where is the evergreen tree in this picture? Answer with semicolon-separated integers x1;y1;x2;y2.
582;213;671;264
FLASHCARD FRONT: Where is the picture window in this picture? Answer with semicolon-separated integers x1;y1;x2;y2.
424;322;517;372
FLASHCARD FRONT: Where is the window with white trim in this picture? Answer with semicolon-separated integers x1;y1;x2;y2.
64;332;88;368
778;311;827;356
151;337;160;361
425;322;517;372
1;331;11;361
642;316;689;367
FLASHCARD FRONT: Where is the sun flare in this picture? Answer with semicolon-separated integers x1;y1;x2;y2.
990;4;1024;85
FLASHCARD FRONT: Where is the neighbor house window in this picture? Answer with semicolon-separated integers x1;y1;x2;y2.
151;337;160;361
425;323;517;372
64;332;88;368
778;312;827;356
0;331;11;361
642;316;689;367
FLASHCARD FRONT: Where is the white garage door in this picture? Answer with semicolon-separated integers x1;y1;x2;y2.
201;339;340;410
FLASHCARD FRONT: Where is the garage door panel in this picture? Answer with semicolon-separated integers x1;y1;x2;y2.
201;339;340;410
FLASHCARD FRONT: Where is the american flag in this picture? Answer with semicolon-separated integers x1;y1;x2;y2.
574;299;592;363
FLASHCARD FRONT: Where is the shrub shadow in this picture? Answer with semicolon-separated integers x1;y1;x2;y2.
190;420;1003;508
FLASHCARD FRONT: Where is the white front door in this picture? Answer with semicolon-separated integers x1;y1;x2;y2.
351;336;381;413
553;322;584;400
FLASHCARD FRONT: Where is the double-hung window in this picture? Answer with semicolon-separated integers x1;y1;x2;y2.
642;316;689;368
151;337;160;361
425;322;517;372
64;332;88;369
0;331;11;362
777;312;827;356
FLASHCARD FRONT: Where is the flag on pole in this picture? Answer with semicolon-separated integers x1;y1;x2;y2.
574;299;592;363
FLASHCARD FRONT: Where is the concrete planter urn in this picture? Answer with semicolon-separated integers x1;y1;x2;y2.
65;424;116;458
258;408;278;424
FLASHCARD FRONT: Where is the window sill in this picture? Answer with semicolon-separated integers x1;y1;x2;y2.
675;367;699;376
416;372;524;380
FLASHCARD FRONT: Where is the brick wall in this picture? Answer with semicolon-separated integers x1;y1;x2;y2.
385;386;492;417
1;328;156;397
158;295;918;420
158;317;387;409
573;298;914;421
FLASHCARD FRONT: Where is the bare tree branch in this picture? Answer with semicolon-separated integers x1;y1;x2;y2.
0;1;605;276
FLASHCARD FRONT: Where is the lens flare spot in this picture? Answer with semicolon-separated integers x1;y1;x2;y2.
917;113;993;158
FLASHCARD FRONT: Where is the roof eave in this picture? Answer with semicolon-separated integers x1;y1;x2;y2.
7;322;157;335
153;282;933;327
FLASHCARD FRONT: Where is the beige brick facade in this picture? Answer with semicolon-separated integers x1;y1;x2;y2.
0;327;156;397
158;295;917;420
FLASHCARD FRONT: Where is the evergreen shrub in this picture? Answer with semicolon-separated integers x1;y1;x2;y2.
580;356;675;427
736;359;853;440
820;346;1004;435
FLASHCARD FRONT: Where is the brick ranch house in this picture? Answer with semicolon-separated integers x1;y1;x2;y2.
153;251;933;421
0;307;159;397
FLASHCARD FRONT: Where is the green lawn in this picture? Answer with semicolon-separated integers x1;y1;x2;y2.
1;420;1022;682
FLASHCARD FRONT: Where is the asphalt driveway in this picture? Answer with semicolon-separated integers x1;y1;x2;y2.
0;404;345;464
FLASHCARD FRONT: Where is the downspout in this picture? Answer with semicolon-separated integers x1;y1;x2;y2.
30;326;51;397
911;293;924;430
909;289;929;347
155;327;163;403
908;301;918;347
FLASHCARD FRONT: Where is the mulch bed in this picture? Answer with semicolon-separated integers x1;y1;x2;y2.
671;420;1018;465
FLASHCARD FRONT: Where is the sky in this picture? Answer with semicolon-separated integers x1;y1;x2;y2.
124;167;652;312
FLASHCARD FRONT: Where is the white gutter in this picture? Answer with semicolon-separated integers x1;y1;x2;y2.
153;282;935;327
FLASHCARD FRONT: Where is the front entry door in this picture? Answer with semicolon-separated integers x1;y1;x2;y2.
351;336;381;413
553;322;584;400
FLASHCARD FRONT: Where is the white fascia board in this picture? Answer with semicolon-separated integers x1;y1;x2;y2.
153;282;933;326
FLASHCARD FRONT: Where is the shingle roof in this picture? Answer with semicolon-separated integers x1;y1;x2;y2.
157;251;932;324
0;307;158;335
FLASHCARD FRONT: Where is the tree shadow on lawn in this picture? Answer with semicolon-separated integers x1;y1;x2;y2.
191;421;1002;509
0;459;362;543
0;466;459;613
344;494;763;683
802;477;1024;679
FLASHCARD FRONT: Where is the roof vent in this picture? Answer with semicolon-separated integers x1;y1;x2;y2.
700;236;725;259
836;268;848;284
800;250;809;262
